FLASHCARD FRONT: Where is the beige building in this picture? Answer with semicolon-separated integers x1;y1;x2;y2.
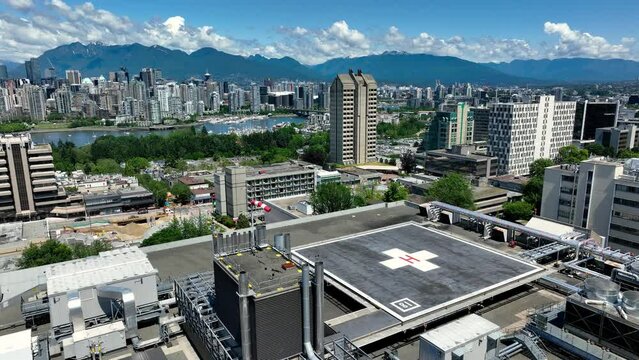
0;133;79;220
329;70;377;164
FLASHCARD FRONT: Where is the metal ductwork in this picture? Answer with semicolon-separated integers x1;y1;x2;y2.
314;262;325;357
238;271;252;360
302;264;320;360
68;290;85;333
97;286;138;339
284;233;291;258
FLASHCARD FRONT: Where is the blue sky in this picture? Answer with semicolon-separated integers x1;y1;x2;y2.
0;0;637;64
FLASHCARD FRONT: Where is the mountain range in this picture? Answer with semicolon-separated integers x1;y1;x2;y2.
2;42;638;85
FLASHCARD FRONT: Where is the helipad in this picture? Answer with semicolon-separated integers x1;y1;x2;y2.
293;222;544;322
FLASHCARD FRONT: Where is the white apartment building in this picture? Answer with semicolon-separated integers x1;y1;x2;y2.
489;95;576;176
541;158;639;253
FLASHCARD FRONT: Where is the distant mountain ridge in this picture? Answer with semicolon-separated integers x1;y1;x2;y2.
4;42;639;85
486;58;639;83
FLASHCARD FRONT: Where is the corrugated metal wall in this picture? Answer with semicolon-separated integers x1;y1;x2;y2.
214;261;240;340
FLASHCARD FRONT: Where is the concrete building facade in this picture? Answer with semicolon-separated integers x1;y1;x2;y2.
541;158;639;253
329;70;377;164
595;122;639;154
489;95;576;176
0;133;74;220
215;162;316;217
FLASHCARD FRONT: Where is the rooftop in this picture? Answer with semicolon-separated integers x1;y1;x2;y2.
293;222;544;322
216;246;302;295
145;204;422;279
0;329;32;358
421;314;500;351
178;176;206;186
46;247;157;295
246;162;315;178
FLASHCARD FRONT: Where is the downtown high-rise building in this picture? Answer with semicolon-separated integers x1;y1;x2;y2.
426;102;474;150
329;70;378;164
65;70;81;85
26;85;46;121
0;64;8;80
25;58;40;84
489;95;576;176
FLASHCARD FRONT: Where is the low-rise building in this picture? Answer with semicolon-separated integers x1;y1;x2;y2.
83;187;155;215
595;122;639;154
214;161;316;217
417;144;497;178
541;158;639;253
337;167;382;185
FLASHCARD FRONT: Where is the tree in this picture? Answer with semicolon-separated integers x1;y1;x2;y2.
523;176;544;213
528;158;554;178
557;145;588;164
124;157;150;176
171;182;192;204
92;158;122;174
310;182;354;214
502;201;534;222
236;213;251;229
584;143;613;157
426;173;475;210
302;145;328;166
617;149;639;159
18;240;73;268
383;181;409;202
400;151;417;174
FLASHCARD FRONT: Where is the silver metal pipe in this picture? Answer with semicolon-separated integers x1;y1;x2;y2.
97;286;138;339
314;262;324;357
302;264;320;360
238;271;252;360
284;233;291;258
68;290;85;332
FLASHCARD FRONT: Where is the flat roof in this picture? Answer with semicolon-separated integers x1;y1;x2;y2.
421;314;500;351
246;162;314;178
217;246;301;294
0;329;32;358
46;247;157;295
146;204;422;279
293;222;543;322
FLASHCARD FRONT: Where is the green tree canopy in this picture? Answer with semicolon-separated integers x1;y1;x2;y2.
123;157;150;176
584;143;614;157
92;158;122;174
523;176;544;213
426;173;475;210
236;213;251;229
383;181;409;202
17;239;113;269
171;182;192;204
557;145;588;164
528;158;554;178
502;201;534;222
142;216;210;246
400;151;417;174
310;182;354;214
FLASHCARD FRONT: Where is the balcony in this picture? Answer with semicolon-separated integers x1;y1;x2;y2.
29;155;54;163
27;147;52;155
31;171;55;178
30;163;54;171
32;185;58;193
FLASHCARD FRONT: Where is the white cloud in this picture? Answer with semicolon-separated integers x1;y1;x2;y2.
3;0;34;10
0;2;636;65
543;21;632;59
382;26;538;62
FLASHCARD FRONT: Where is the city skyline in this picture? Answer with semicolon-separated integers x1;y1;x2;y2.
0;0;637;64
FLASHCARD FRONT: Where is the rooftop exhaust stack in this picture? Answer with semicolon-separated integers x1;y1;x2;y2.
302;264;320;360
314;262;325;357
238;271;252;360
67;290;85;333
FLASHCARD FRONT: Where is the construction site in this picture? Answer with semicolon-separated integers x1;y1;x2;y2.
1;200;639;360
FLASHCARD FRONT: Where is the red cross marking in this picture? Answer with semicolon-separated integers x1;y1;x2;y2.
399;254;420;264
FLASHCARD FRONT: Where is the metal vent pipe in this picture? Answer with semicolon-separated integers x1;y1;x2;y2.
238;271;252;360
314;262;325;357
68;290;85;332
302;264;320;360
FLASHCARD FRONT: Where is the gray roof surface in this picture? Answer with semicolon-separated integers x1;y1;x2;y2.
146;205;422;279
294;223;543;321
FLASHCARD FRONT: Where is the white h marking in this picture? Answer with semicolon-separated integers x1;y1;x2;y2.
379;248;439;272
